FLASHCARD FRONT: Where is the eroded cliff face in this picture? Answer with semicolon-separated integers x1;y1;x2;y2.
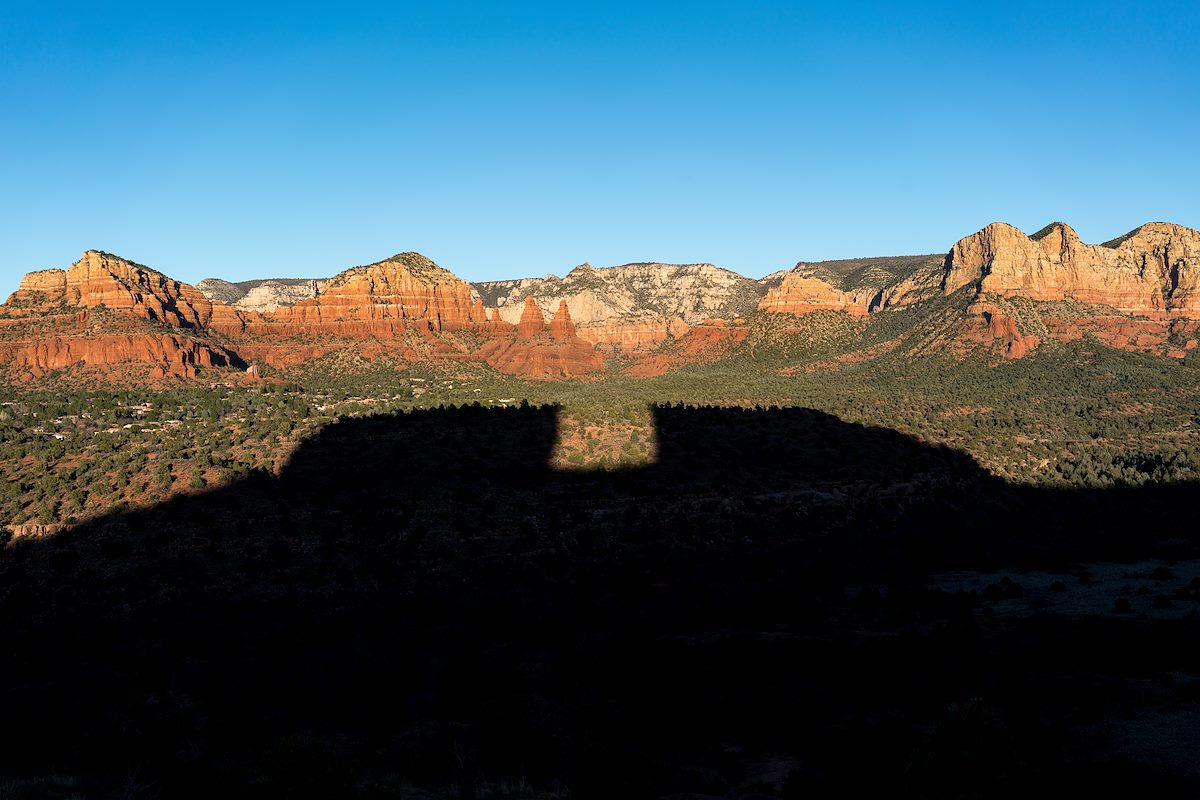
4;269;69;312
476;262;766;352
3;252;247;336
264;252;483;333
0;250;600;381
477;262;763;324
576;314;691;354
755;224;1200;361
759;255;944;316
758;275;874;316
0;334;239;380
5;223;1200;382
198;278;327;312
942;222;1200;315
476;299;604;378
64;251;235;330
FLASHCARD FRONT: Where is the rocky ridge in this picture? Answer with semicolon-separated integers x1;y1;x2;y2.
475;262;768;352
3;220;1200;382
759;254;943;316
760;222;1200;359
942;221;1200;314
197;278;327;312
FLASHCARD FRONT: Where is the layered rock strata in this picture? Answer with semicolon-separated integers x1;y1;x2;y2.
476;299;603;378
941;222;1200;316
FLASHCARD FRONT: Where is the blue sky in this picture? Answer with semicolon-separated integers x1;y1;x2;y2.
1;1;1197;289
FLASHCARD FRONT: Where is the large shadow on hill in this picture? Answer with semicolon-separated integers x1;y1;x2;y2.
3;405;1200;799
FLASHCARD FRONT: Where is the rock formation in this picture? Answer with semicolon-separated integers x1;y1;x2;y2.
61;251;238;330
548;300;576;338
198;278;327;312
576;314;690;354
625;320;749;377
941;221;1200;316
4;269;69;312
759;255;943;316
963;302;1041;360
266;252;482;333
756;223;1200;360
475;262;766;353
487;307;514;334
758;275;873;316
5;221;1200;382
476;298;603;378
516;296;546;337
0;334;239;379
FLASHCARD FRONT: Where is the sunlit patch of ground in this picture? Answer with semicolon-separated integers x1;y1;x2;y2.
551;406;659;470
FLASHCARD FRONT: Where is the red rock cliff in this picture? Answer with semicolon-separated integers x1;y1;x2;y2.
266;252;482;333
942;221;1200;316
758;274;873;316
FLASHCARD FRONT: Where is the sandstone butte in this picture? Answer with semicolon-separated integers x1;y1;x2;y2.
2;220;1200;381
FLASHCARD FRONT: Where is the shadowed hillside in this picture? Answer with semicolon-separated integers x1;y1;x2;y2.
2;406;1200;798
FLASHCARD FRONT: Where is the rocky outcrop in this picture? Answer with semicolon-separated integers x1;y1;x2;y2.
624;320;749;377
964;302;1041;360
476;262;763;353
6;223;1200;381
487;307;514;334
3;269;69;312
477;261;764;325
516;296;545;337
758;274;873;316
942;222;1200;316
874;264;946;309
476;298;603;378
1;251;247;335
265;252;482;333
759;255;943;316
63;251;231;330
548;300;577;338
577;314;690;353
198;278;327;312
0;334;239;379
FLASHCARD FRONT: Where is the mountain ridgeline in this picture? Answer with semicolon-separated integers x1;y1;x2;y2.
3;221;1200;384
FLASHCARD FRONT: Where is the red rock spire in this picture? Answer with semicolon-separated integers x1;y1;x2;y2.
489;307;514;333
516;296;545;337
549;300;576;339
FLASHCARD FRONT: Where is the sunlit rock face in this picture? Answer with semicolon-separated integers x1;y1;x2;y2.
0;334;236;379
5;222;1200;380
477;261;762;353
4;269;69;312
942;222;1200;316
197;278;327;313
60;250;242;331
758;274;873;316
760;254;945;316
0;251;245;332
265;252;483;333
476;298;604;379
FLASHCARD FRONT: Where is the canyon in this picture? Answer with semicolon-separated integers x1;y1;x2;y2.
3;221;1200;383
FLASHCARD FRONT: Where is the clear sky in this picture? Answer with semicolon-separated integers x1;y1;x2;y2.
2;1;1197;290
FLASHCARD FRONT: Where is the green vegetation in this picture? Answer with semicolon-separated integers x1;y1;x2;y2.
4;331;1200;532
5;328;1200;798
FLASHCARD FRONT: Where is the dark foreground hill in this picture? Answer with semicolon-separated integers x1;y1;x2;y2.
3;405;1200;798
